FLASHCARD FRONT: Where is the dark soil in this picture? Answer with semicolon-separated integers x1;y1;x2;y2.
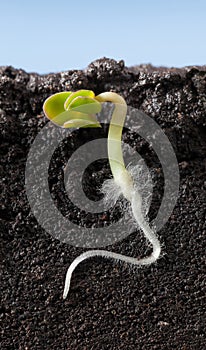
1;58;206;350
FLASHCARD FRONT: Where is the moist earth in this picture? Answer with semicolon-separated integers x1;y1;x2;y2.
0;58;206;349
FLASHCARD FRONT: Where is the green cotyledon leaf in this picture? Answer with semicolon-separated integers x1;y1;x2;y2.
43;91;72;120
53;109;101;127
43;90;101;128
67;96;101;114
64;90;95;110
63;118;100;128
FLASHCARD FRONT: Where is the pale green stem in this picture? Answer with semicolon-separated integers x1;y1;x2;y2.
96;92;133;200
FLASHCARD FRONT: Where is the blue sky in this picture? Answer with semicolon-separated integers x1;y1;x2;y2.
0;0;205;73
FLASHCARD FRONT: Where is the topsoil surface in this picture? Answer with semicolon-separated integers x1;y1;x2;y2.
1;58;206;349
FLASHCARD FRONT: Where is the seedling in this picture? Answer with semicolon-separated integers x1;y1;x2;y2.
43;90;161;299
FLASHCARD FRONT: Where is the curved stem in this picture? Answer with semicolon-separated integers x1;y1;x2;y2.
96;92;133;200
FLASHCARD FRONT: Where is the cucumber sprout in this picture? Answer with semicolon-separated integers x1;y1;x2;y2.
43;90;161;299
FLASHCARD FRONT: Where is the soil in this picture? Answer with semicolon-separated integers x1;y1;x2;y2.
0;58;206;350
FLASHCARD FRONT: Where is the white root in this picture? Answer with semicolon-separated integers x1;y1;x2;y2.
63;177;161;299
